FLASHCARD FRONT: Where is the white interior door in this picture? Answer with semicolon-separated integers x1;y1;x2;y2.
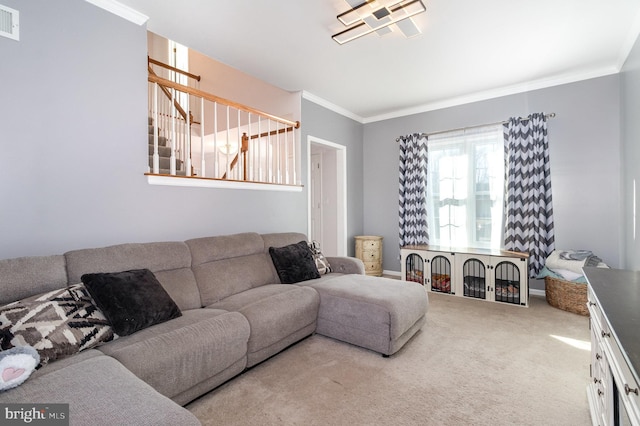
310;153;323;248
308;137;347;256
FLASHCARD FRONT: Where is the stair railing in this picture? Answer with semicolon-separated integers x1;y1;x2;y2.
148;73;300;186
148;57;200;175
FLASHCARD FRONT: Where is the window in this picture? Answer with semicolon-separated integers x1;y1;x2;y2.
426;125;504;249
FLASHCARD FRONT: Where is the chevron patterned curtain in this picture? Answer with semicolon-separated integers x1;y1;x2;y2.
503;113;555;276
398;133;429;249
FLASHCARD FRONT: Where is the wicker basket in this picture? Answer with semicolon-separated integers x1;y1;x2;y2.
544;276;589;316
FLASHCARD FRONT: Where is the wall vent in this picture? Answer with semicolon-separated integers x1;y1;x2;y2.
0;4;19;41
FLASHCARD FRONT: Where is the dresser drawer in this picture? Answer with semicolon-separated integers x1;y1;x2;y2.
355;236;383;277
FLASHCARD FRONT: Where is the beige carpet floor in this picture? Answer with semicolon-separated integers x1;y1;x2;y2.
186;292;592;426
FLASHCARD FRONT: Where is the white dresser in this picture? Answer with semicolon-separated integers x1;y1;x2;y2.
585;267;640;426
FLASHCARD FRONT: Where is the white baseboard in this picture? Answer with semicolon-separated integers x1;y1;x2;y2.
530;288;546;297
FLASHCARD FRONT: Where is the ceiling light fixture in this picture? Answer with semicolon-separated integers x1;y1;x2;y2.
332;0;426;45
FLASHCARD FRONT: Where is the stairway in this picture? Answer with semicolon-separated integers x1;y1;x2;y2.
148;117;186;175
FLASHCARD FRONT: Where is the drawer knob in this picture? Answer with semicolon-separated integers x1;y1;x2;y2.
625;384;639;396
598;389;604;396
601;330;611;338
588;301;596;307
593;378;601;384
596;353;602;360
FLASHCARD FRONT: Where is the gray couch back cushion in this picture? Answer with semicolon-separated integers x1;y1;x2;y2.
187;233;279;306
260;232;308;253
0;255;68;305
64;242;201;311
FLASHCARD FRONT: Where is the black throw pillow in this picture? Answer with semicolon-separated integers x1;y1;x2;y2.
269;240;321;284
81;268;182;336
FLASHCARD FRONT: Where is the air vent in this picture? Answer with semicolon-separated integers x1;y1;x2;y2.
0;4;19;41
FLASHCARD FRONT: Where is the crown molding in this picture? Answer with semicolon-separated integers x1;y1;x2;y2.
362;66;620;123
303;66;621;125
85;0;149;25
302;91;363;123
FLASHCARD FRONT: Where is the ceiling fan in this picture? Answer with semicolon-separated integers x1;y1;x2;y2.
332;0;427;44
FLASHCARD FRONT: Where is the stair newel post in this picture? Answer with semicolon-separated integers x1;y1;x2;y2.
170;87;177;176
200;97;205;178
242;133;249;181
153;82;159;174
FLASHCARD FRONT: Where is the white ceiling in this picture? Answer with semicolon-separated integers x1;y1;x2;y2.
114;0;640;122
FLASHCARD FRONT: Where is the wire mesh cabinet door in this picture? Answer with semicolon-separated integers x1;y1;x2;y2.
401;249;426;285
493;257;528;306
424;251;455;294
456;253;489;300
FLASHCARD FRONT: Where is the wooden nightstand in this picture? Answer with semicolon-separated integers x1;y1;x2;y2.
355;236;383;276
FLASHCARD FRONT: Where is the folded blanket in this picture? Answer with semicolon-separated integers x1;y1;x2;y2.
558;250;602;266
545;250;603;276
537;266;588;283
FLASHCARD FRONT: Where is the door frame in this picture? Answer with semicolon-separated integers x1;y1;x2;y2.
307;136;347;256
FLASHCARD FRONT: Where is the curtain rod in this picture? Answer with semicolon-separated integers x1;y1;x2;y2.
395;112;556;142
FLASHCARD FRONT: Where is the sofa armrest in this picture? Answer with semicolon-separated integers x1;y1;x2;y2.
326;257;365;275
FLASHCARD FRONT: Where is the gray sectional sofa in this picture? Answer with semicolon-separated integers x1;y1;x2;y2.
0;232;428;425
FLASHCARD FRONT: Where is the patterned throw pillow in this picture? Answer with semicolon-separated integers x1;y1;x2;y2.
0;284;116;367
308;240;332;275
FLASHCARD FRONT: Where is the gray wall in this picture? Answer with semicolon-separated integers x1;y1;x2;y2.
0;0;308;259
363;75;623;276
0;0;630;275
621;33;640;270
302;99;364;256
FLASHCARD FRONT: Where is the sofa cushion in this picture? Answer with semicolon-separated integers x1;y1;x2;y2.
0;353;201;426
269;241;320;284
81;269;182;337
0;255;68;305
97;309;250;401
187;234;278;305
65;242;201;311
209;284;320;367
0;284;115;366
